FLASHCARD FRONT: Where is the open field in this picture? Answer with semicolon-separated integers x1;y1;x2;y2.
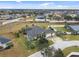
0;22;52;56
63;46;79;56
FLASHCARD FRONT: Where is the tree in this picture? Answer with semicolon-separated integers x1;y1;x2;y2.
14;32;20;38
26;40;35;49
53;15;61;21
74;15;79;21
54;49;64;57
64;15;72;21
44;48;54;57
44;16;47;22
32;12;37;23
36;33;49;50
48;14;53;21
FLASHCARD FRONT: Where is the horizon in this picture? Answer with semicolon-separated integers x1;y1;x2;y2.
0;1;79;9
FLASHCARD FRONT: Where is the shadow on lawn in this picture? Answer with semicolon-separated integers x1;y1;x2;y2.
0;44;14;51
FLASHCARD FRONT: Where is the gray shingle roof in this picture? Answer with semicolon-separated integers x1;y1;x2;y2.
45;28;54;34
69;25;79;31
26;26;45;39
26;26;54;39
0;36;10;44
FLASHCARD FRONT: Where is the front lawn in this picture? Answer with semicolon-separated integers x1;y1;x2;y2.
0;22;53;56
54;27;71;32
59;35;79;41
63;46;79;56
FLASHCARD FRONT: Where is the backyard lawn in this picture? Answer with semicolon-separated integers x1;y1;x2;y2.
63;46;79;56
0;22;53;56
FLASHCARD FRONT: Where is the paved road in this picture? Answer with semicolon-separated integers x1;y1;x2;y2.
2;18;21;25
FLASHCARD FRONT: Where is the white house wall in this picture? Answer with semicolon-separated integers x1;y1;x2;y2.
35;19;49;21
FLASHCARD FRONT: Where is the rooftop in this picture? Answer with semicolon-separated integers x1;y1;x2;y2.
69;25;79;31
26;25;54;39
0;36;10;44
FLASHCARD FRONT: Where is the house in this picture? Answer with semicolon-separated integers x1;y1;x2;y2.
0;36;12;50
25;25;54;40
66;25;79;34
35;15;46;22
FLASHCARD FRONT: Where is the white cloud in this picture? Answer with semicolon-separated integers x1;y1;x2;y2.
16;1;21;3
40;2;54;7
40;3;50;6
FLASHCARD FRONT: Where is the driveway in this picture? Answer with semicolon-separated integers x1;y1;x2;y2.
53;41;79;50
29;41;79;57
52;36;63;43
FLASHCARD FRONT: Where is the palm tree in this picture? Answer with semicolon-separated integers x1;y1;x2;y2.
44;16;47;22
32;12;37;23
48;14;53;21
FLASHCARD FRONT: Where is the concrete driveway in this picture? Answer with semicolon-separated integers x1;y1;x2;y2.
29;41;79;57
53;41;79;50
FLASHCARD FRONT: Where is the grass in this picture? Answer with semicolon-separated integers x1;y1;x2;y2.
15;34;38;56
63;46;79;56
54;27;71;32
0;22;53;56
59;35;79;41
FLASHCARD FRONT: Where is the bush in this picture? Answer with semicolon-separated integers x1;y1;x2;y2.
14;32;20;38
26;41;35;49
54;49;64;57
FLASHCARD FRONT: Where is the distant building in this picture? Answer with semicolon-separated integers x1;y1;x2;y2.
66;25;79;34
35;15;46;21
35;15;49;22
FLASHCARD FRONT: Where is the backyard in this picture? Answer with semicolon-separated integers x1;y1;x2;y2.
0;22;53;56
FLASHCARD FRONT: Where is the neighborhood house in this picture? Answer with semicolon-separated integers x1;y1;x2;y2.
0;36;12;49
66;25;79;34
25;25;54;40
35;15;46;21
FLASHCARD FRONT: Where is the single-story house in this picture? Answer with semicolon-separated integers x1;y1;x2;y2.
25;25;54;40
0;36;12;50
66;25;79;34
35;15;49;22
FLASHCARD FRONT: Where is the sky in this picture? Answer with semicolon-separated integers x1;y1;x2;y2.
0;1;79;9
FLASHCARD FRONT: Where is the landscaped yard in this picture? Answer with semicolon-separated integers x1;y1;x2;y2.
54;27;71;32
59;35;79;41
63;46;79;56
0;22;53;56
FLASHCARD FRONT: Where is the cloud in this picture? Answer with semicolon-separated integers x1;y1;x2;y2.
40;2;54;7
40;3;50;6
16;1;21;3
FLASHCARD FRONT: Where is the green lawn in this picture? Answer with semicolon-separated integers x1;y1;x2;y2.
63;46;79;56
54;27;71;32
15;34;38;56
59;35;79;41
